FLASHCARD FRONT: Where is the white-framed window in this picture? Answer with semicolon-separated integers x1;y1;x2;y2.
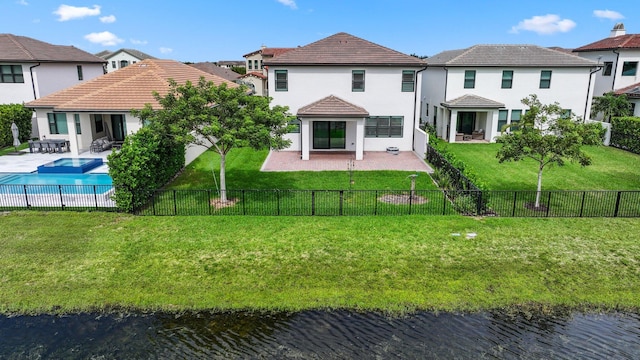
365;116;403;137
275;70;288;91
622;62;638;76
47;113;68;134
352;70;365;92
74;114;81;134
464;70;476;89
0;64;24;83
539;70;552;89
603;62;613;76
401;70;415;92
501;70;513;89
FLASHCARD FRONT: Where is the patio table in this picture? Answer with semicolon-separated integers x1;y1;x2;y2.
29;139;70;153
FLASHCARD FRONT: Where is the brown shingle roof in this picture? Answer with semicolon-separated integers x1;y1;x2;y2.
242;47;295;58
26;59;237;111
189;62;241;81
442;94;505;108
428;44;596;67
297;95;369;117
614;82;640;98
0;33;106;63
265;33;425;67
574;34;640;52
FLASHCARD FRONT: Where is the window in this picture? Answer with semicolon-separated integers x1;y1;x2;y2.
47;113;68;134
260;60;263;69
74;114;81;134
94;114;104;133
464;70;476;89
0;65;24;83
497;110;508;131
622;62;638;76
254;60;258;70
510;110;522;131
120;60;129;68
288;119;300;133
401;70;415;92
539;70;552;89
77;65;83;80
365;116;403;138
248;61;252;70
501;70;513;89
603;62;613;76
111;61;116;69
562;109;572;119
352;70;365;92
275;70;288;91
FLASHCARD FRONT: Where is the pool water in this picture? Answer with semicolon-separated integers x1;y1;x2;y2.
0;173;113;195
37;158;104;174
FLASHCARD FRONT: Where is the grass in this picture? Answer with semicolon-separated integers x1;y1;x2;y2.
444;143;640;190
0;142;29;156
169;148;438;191
1;212;640;314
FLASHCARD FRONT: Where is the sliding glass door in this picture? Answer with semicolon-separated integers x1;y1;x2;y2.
313;121;346;149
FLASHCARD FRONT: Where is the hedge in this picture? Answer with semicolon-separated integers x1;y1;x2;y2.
0;104;32;148
610;117;640;154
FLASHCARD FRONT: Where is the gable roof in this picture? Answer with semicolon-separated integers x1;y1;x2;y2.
0;34;106;63
239;71;267;80
297;95;369;117
428;44;596;67
99;48;156;61
243;47;295;58
442;94;505;109
574;34;640;52
614;82;640;98
26;59;237;111
189;62;241;81
265;32;425;67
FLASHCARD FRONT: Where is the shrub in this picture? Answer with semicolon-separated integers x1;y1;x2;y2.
108;126;185;212
0;104;32;148
610;117;640;154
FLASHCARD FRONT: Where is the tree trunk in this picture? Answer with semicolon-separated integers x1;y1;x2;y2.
535;164;544;208
220;153;227;203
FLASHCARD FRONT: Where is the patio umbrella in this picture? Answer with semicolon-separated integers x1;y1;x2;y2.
11;122;20;149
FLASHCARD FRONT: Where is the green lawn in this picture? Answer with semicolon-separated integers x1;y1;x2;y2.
445;144;640;190
0;142;29;156
169;148;438;191
1;212;639;314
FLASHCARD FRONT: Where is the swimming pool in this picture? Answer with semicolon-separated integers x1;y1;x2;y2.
0;173;113;195
37;158;104;174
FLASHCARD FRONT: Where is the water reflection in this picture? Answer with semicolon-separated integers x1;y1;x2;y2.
1;310;639;359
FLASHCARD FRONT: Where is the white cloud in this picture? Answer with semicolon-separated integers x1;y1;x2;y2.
84;31;123;46
130;39;148;45
100;15;116;23
276;0;297;9
510;14;576;35
54;4;101;21
593;10;624;21
17;0;28;5
159;47;173;54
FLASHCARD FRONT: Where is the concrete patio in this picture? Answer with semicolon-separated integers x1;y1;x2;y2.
0;149;112;173
261;151;433;172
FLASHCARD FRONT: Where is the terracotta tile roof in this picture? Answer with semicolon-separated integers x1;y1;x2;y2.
189;62;241;81
574;34;640;52
265;33;426;67
26;59;237;111
0;33;106;63
442;94;505;108
239;71;267;80
428;44;596;67
614;82;640;98
262;48;295;57
297;95;369;117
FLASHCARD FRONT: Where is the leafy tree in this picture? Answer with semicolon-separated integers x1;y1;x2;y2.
134;78;294;203
496;94;604;208
0;104;32;147
231;66;246;75
590;92;632;122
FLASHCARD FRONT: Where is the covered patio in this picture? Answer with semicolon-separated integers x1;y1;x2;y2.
261;150;432;172
440;94;505;143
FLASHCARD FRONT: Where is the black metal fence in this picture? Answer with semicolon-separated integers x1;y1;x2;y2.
2;185;640;218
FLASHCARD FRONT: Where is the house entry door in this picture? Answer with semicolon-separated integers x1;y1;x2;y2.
457;112;476;134
313;121;346;149
111;115;126;141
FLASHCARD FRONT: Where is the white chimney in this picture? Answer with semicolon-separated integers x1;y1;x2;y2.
610;23;626;37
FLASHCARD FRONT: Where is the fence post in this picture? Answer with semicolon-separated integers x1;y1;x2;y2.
614;191;622;217
409;190;413;215
23;185;29;208
277;190;281;216
242;190;246;215
442;190;447;215
311;191;315;216
208;189;212;215
512;191;517;217
579;191;586;217
94;185;98;209
476;190;483;216
545;192;552;217
152;190;156;216
173;190;177;215
58;185;64;210
339;190;344;216
375;190;378;216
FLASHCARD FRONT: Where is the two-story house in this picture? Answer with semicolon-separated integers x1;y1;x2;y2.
1;34;106;137
97;48;156;73
241;46;294;96
573;23;640;117
265;33;426;160
421;44;598;143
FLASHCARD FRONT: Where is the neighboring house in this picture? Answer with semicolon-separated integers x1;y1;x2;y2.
242;46;295;96
188;62;241;82
97;48;156;73
216;60;244;69
265;32;426;160
0;33;106;137
25;59;237;156
421;44;598;143
614;82;640;116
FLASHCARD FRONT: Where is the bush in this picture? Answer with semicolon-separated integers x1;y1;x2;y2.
108;126;185;212
0;104;32;148
610;117;640;154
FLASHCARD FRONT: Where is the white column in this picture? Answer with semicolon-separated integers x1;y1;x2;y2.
355;118;364;160
487;110;499;143
448;109;458;143
301;119;310;160
66;113;80;156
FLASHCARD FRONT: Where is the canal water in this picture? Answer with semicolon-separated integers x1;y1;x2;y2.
1;310;639;359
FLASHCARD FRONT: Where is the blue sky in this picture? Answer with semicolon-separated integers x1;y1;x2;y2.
3;0;638;62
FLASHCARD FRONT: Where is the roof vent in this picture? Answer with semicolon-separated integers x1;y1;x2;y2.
610;23;626;38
